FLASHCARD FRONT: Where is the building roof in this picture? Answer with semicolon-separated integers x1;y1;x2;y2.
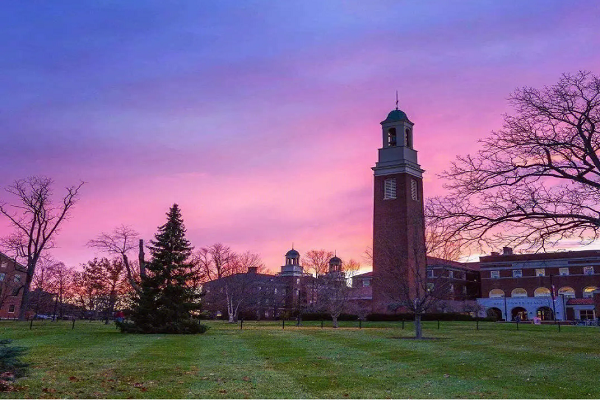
285;249;300;258
352;271;373;279
479;249;600;263
381;109;411;124
426;256;480;271
567;298;595;306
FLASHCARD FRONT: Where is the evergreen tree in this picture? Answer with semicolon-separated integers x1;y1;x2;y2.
120;204;207;334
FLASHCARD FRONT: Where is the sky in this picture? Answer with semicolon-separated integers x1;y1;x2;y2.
1;0;599;272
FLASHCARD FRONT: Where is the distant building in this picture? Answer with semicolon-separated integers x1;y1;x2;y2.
477;247;600;321
202;248;317;320
0;252;26;319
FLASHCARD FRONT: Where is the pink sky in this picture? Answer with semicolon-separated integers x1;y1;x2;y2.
1;1;599;272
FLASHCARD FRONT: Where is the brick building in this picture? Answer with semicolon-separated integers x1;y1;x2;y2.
371;107;427;312
0;252;26;319
202;248;317;320
477;247;600;321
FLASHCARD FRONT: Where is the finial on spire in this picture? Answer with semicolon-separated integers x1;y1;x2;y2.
292;242;294;250
395;90;399;110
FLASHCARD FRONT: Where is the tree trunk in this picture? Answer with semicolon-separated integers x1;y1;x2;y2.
18;273;33;321
415;313;423;339
332;316;338;328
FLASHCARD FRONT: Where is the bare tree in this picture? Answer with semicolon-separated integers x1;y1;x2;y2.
428;71;600;253
302;249;334;278
198;244;265;322
0;177;83;320
45;262;75;320
88;225;141;293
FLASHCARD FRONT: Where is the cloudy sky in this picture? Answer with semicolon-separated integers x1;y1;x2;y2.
1;0;599;272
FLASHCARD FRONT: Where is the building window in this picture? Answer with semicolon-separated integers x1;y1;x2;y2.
387;128;397;147
427;270;434;278
296;278;300;284
535;268;545;277
580;309;595;320
405;128;412;148
411;180;418;201
490;270;499;279
559;267;569;276
0;273;5;281
14;275;21;283
511;288;528;297
8;305;15;313
427;283;435;292
584;266;594;275
489;289;504;298
583;286;597;298
558;287;575;298
448;270;454;279
384;179;396;200
0;261;7;269
534;287;551;297
362;279;370;287
462;286;467;294
512;270;522;278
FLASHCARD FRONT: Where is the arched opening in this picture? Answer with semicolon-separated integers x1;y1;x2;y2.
405;128;412;148
534;287;551;297
511;307;528;321
583;286;598;298
537;306;554;321
387;128;397;147
486;307;502;320
558;287;575;298
511;288;528;297
489;289;505;298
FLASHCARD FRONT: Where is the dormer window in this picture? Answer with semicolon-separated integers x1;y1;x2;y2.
405;128;412;148
387;128;397;147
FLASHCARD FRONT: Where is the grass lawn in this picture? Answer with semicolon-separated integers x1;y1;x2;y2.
1;319;599;398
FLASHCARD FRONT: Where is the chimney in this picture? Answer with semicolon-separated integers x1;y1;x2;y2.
503;247;513;255
247;267;258;274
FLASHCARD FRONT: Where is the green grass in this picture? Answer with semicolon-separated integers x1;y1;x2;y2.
1;319;599;398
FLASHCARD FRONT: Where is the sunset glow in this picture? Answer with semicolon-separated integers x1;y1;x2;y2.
1;1;599;271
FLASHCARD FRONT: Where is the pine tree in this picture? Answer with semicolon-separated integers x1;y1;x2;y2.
120;204;207;334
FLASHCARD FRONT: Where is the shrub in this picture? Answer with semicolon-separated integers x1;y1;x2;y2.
117;319;209;334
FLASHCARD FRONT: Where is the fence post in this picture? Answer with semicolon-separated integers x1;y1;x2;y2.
282;319;285;330
321;320;324;329
476;319;479;330
359;319;362;329
30;319;33;330
558;321;561;332
240;319;243;330
437;320;440;330
72;319;75;330
402;320;404;330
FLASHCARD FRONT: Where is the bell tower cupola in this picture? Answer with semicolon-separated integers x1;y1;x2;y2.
375;108;423;178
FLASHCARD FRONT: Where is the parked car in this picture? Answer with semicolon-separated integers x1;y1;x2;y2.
34;314;52;320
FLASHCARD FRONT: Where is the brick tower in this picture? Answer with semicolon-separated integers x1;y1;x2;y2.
371;107;427;312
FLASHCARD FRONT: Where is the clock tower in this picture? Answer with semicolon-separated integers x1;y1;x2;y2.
371;107;427;311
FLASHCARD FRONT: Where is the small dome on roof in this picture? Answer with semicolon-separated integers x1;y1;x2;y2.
381;109;410;124
285;249;300;258
329;256;342;265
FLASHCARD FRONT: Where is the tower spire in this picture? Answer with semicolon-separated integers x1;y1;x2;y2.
395;90;399;110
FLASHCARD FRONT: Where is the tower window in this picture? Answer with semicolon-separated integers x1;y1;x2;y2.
387;128;397;147
384;178;396;200
411;179;418;201
405;128;412;148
